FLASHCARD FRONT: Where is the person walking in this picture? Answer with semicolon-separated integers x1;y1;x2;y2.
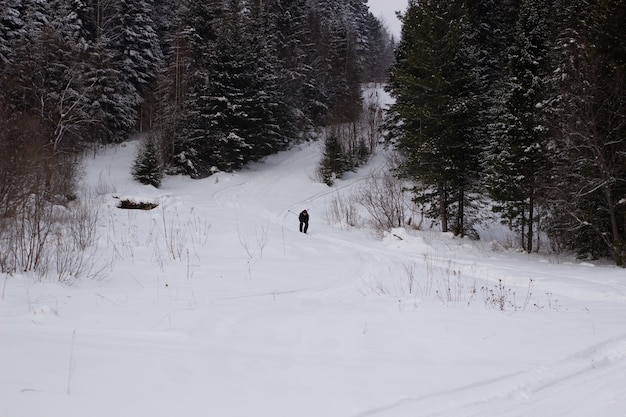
299;209;309;233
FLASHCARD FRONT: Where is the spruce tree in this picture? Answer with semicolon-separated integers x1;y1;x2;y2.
319;131;347;186
172;0;294;177
272;0;322;130
386;0;482;236
361;12;394;83
110;0;163;118
167;0;221;177
545;0;626;264
0;0;24;67
133;136;163;187
485;0;554;252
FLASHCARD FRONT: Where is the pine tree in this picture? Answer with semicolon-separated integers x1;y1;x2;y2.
318;130;347;186
485;0;554;252
361;11;394;83
306;0;367;123
241;1;294;159
172;0;294;177
110;0;163;132
2;0;98;149
467;0;519;170
545;0;626;265
272;0;322;130
170;2;219;176
86;41;138;143
2;0;49;110
386;0;482;236
0;0;25;70
133;136;163;187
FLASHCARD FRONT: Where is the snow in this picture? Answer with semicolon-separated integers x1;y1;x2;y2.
2;133;626;417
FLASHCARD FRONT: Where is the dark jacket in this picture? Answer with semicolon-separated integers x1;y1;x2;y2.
299;210;309;223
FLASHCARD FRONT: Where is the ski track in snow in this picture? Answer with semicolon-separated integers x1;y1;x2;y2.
354;335;626;417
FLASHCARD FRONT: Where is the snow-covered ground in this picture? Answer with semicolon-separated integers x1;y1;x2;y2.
2;135;626;417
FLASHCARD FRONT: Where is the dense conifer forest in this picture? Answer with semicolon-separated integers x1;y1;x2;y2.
385;0;625;265
0;0;624;267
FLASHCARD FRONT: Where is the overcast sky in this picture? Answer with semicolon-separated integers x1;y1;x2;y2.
367;0;408;39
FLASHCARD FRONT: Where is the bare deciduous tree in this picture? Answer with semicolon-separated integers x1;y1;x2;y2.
356;168;410;235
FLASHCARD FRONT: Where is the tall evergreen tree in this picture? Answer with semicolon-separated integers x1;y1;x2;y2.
272;0;323;130
172;0;293;177
386;0;482;236
111;0;163;105
110;0;163;132
0;0;24;67
485;0;554;252
3;0;97;149
306;0;367;123
2;0;49;110
245;1;295;157
169;0;222;177
467;0;519;167
84;40;138;143
546;0;626;264
318;129;348;186
361;11;395;83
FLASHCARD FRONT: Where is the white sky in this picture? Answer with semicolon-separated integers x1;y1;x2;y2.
367;0;408;39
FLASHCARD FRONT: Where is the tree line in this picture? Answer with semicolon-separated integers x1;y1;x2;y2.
155;0;393;178
0;0;393;173
385;0;625;265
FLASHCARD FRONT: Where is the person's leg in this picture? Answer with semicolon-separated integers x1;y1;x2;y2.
299;222;303;232
304;222;308;233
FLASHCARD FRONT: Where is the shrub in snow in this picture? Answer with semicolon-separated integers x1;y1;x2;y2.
357;170;409;234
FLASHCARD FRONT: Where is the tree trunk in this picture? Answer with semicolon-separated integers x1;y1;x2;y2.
439;184;448;233
520;207;526;252
527;193;534;253
604;186;624;266
457;187;465;236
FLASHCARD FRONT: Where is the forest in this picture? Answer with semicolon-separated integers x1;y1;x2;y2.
0;0;624;270
385;0;625;265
